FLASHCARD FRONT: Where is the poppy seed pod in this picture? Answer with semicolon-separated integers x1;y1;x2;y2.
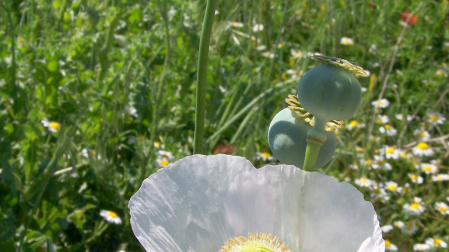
297;64;362;121
268;108;337;169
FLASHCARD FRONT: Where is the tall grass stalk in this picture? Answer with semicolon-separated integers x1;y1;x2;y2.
194;0;218;154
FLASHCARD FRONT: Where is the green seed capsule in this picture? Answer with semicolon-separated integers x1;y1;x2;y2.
268;108;337;169
297;64;362;121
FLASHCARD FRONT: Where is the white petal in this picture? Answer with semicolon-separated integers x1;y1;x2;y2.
129;155;383;252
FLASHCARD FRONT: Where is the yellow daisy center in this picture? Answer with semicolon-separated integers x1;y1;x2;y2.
108;211;118;218
400;152;407;158
90;150;96;156
385;124;391;130
385;240;391;247
154;142;161;147
220;233;291;252
417;142;429;150
410;203;420;210
49;122;60;131
420;132;426;138
386;147;395;154
160;160;170;166
387;185;397;191
372;188;380;194
429;115;439;121
435;239;442;246
349;120;358;127
439;206;447;212
262;152;271;158
410;174;417;180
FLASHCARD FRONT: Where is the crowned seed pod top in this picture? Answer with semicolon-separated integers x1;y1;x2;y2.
297;64;362;121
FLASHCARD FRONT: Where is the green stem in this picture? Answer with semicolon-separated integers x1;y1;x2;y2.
194;0;217;154
302;117;327;171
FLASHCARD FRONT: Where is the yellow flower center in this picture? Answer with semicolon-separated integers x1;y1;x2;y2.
262;152;271;158
410;174;417;180
429;115;439;121
90;150;96;156
372;188;380;194
435;239;442;246
400;152;407;158
439;206;447;212
387;185;397;191
220;233;291;252
423;166;432;172
410;203;420;210
349;120;358;127
377;160;385;165
386;147;395;154
160;160;170;166
108;211;118;218
49;122;60;131
385;124;391;130
385;240;391;247
420;132;426;138
417;142;429;150
154;141;161;147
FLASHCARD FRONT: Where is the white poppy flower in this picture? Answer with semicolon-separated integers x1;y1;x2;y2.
129;155;384;252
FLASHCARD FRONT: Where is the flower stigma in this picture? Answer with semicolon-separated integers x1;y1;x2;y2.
219;232;291;252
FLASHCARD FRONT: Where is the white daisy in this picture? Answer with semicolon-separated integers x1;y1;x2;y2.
431;174;449;182
379;124;397;136
400;222;417;235
385;181;402;193
376;115;389;124
156;150;174;161
385;240;398;251
261;51;275;58
403;197;425;215
408;173;423;184
229;21;244;27
420;163;438;174
155;158;170;169
290;49;303;59
381;225;393;233
435;202;449;215
340;37;354;45
129;155;385;252
414;130;430;141
371;155;392;171
124;105;138;118
100;210;122;224
255;152;274;162
355;177;374;188
412;142;434;157
41;119;60;133
426;112;446;125
252;24;264;32
346;120;365;130
153;141;165;149
381;146;401;159
395;114;413;121
413;243;431;251
426;237;447;248
372;99;390;109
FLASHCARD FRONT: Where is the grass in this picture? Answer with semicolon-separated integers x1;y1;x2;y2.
1;0;448;251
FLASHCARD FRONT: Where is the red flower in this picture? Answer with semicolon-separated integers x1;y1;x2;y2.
400;11;418;25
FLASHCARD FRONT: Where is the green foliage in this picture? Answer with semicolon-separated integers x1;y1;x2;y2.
0;0;448;251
